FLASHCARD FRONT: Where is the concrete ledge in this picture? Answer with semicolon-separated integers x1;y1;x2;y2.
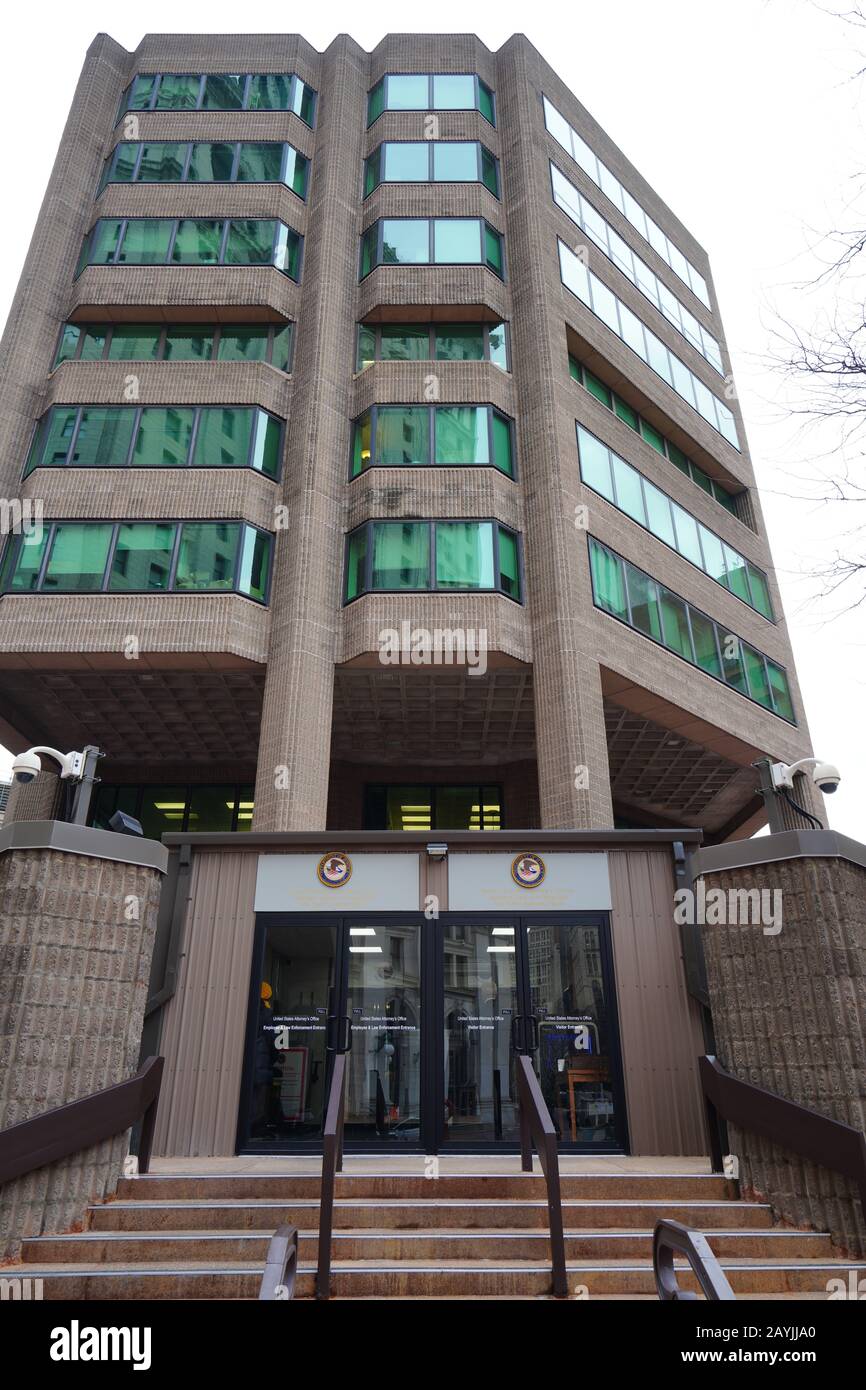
692;829;866;878
0;819;168;873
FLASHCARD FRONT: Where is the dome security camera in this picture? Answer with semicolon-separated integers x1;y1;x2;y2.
812;761;841;795
12;749;41;784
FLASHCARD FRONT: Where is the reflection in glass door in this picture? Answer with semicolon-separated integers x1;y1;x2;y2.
344;921;422;1144
244;922;338;1144
525;919;624;1148
441;920;522;1144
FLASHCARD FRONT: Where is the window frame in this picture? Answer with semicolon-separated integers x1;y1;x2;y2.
22;404;285;481
366;73;495;127
115;72;317;126
51;319;294;374
0;519;274;605
359;217;505;279
355;320;510;372
75;217;303;282
350;404;515;480
586;535;795;722
99;140;308;199
363;140;499;197
343;518;523;604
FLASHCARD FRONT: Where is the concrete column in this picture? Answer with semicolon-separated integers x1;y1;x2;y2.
253;36;368;831
496;38;613;829
694;831;866;1256
0;823;166;1258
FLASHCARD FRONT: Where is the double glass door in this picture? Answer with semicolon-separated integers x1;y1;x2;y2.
239;913;625;1152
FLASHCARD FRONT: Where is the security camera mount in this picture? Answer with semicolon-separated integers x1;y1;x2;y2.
769;757;837;792
15;743;103;826
754;756;828;834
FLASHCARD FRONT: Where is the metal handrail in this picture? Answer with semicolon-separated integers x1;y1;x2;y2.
0;1055;164;1184
700;1054;866;1218
315;1050;348;1300
258;1224;299;1300
515;1053;568;1298
653;1219;736;1300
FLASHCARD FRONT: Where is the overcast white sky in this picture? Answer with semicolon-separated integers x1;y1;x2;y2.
0;0;863;839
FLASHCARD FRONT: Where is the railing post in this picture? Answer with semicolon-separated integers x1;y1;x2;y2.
135;1057;164;1176
519;1083;532;1172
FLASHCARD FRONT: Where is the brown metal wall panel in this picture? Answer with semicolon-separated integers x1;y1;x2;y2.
153;850;257;1156
608;849;707;1155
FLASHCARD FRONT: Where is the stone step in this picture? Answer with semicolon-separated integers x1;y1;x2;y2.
115;1173;735;1202
89;1198;774;1232
23;1227;835;1264
12;1258;864;1300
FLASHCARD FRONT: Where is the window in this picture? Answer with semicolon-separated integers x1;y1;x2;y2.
355;322;508;371
350;405;514;478
91;781;255;833
75;219;302;281
53;320;293;372
576;423;772;618
559;241;738;448
366;74;495;125
364;142;499;195
570;354;740;519
0;521;273;603
99;142;308;197
23;405;284;480
363;784;502;830
543;95;709;307
551;162;722;374
360;219;504;278
344;520;522;601
587;538;795;721
116;72;317;126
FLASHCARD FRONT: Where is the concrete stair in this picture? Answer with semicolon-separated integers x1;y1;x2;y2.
12;1170;864;1300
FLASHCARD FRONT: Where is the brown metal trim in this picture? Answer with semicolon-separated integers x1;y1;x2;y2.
700;1055;866;1219
692;829;866;878
316;1050;348;1301
0;819;169;872
0;1056;164;1185
161;828;704;850
516;1054;567;1298
653;1219;735;1300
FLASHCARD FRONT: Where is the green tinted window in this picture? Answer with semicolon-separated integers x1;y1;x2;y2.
377;407;429;465
719;631;748;692
481;147;498;194
659;588;694;660
584;370;612;408
433;143;478;181
248;75;292;110
381;220;429;264
42;523;113;592
436;407;488;464
109;145;140;182
639;418;666;455
193;408;254;469
273;224;301;279
118;220;173;263
108;522;175;591
107;325;161;360
485;225;503;274
54;324;82;366
128;75;156;110
380;325;428;360
137;143;187;181
39;408;78;467
357;325;376;370
667;441;690;472
747;564;772;619
614;396;639;431
226;219;275;264
671;504;703;567
81;327;108;360
578;427;614;500
432;74;475;108
283;148;307;196
352;412;372;477
624;563;662;640
643;481;676;547
249;411;282;478
217;326;269;362
434;219;481;263
498;527;520;598
346;528;368;598
689;609;722;677
163;327;214;360
435;521;494;589
383;143;428;181
371;522;429;589
72;408;137;468
237;526;271;601
589;540;627;620
492;413;513;477
6;532;48;590
387;75;429;109
171;219;223;263
724;546;751;603
478;80;495;123
612;455;646;525
367;78;385;124
743;645;771;707
154;74;201;109
766;662;794;721
293;80;317;124
488;323;508;368
568;355;582;382
236;143;284;182
363;148;381;196
88;220;123;264
698;525;727;585
360;225;378;277
187;142;235;181
435;326;484;361
202;74;245;109
133;408;194;467
175;522;239;590
271;324;293;372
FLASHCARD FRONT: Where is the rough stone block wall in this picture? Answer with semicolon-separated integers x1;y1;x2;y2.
0;846;162;1257
700;853;866;1256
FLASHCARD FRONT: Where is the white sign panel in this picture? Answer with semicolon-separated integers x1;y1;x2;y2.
448;852;611;911
254;853;420;912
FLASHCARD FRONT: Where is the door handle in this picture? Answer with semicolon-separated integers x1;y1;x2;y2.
511;1014;529;1055
327;1014;352;1053
526;1014;540;1051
